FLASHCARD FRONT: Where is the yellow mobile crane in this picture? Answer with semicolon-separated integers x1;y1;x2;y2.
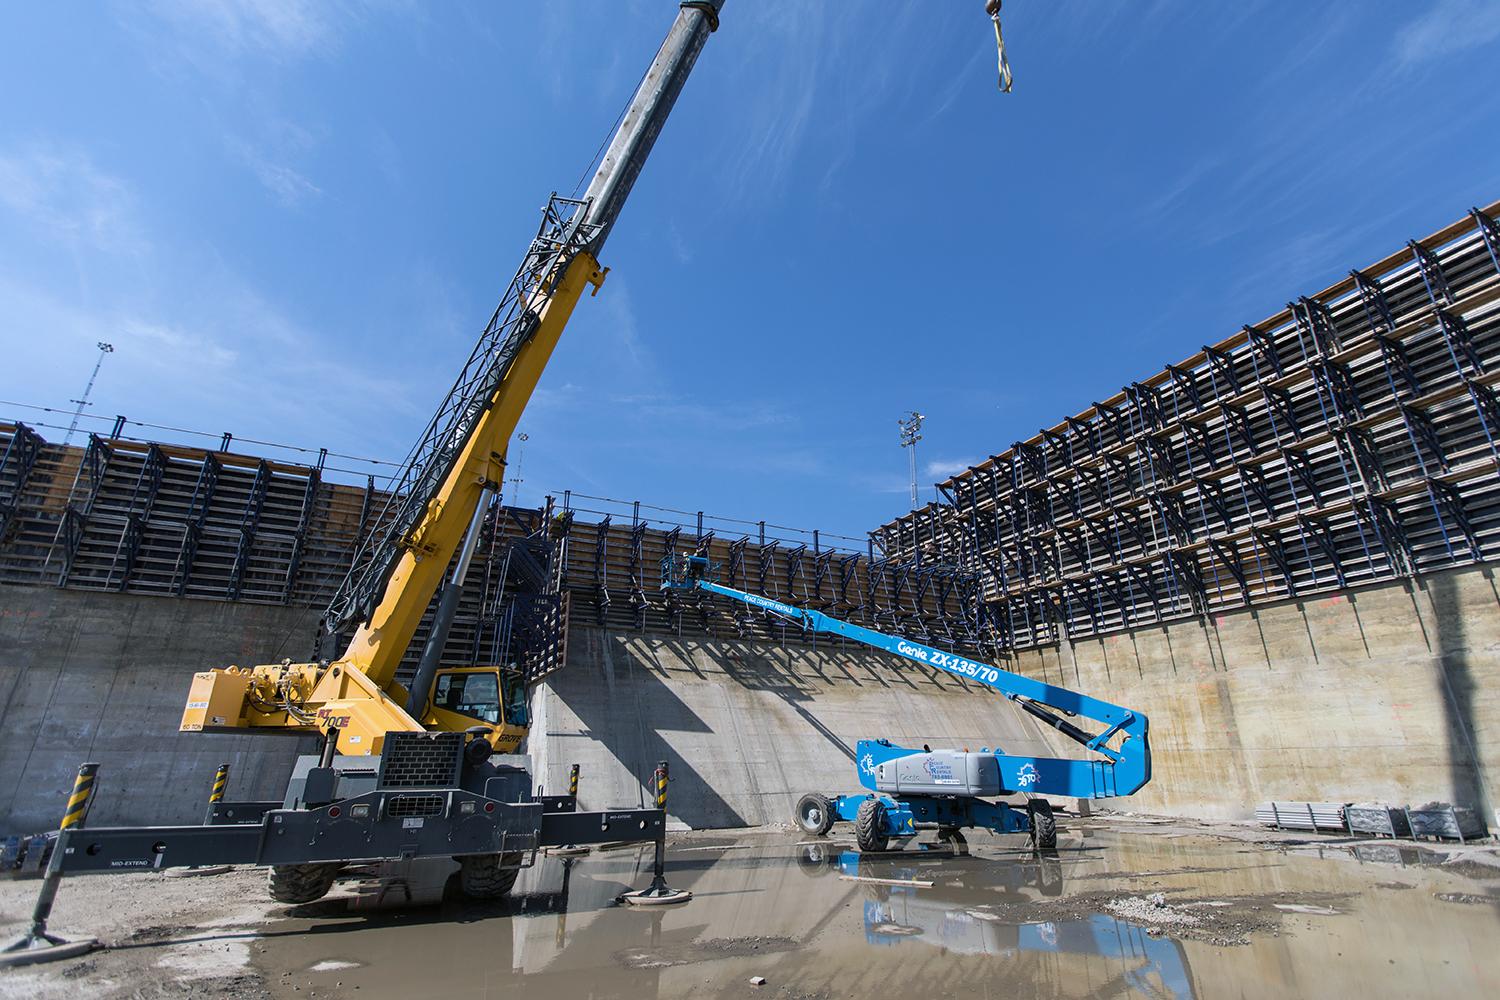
180;0;1020;761
39;0;729;908
18;1;1022;928
182;1;727;760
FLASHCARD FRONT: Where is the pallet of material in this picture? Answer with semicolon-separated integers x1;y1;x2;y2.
1345;804;1412;838
1406;803;1488;843
1255;801;1348;832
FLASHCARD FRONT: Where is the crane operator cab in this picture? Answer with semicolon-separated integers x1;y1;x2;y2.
423;665;529;753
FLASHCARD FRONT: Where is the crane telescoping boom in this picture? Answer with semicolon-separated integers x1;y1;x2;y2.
179;0;727;759
27;2;729;911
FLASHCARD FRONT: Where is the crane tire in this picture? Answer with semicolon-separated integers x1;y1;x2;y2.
794;793;836;837
1028;799;1058;851
854;798;889;853
267;863;341;904
459;852;523;899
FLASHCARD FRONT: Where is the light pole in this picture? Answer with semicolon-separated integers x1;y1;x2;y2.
64;342;114;445
508;432;529;504
898;411;925;510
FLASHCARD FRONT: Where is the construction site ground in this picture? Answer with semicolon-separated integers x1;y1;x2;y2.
2;815;1497;999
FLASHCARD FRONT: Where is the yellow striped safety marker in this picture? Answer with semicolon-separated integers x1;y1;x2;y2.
59;764;100;831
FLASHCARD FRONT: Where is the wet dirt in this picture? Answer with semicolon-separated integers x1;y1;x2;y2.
4;819;1499;999
247;822;1500;999
616;934;801;969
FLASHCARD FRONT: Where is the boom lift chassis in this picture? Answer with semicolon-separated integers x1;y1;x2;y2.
661;554;1151;853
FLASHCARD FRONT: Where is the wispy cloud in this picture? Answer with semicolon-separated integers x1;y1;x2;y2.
926;457;983;481
666;222;693;265
122;318;239;369
594;280;655;383
718;5;826;205
1222;219;1387;320
1394;0;1500;67
920;42;990;127
715;2;934;211
226;135;322;206
0;272;417;452
114;0;418;89
0;147;148;256
859;472;916;497
126;0;345;59
608;392;793;434
1138;154;1223;222
0;136;416;460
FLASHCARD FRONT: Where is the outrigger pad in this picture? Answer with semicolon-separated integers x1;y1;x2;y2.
619;887;692;906
0;934;99;968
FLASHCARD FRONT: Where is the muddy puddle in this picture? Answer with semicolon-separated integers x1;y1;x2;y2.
252;825;1500;999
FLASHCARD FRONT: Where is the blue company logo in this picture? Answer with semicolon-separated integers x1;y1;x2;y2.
860;753;876;775
745;593;797;616
1016;762;1039;788
922;756;959;785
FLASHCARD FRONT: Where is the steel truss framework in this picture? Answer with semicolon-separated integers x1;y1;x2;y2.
547;494;980;649
875;203;1500;656
0;432;982;686
0;430;571;684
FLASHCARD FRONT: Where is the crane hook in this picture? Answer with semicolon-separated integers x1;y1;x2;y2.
986;0;1013;93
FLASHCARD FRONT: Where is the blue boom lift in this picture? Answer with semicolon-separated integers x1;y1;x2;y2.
661;553;1151;851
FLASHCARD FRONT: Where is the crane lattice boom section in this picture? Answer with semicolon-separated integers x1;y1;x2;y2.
325;196;599;637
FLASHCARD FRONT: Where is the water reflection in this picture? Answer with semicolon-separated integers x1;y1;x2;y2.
316;853;584;914
255;830;1500;1000
802;847;1194;999
1349;843;1450;868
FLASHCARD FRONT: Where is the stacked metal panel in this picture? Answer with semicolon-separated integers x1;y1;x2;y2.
875;203;1500;654
1255;800;1349;832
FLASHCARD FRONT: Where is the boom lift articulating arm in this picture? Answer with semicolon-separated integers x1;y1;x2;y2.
663;553;1151;850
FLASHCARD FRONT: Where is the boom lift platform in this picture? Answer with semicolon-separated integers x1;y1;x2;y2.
661;554;1151;852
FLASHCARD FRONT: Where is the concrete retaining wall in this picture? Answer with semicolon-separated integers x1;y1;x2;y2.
1011;563;1500;824
5;561;1496;836
0;583;318;833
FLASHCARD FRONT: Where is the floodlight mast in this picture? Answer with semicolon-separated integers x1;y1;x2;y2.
63;342;114;446
898;411;925;509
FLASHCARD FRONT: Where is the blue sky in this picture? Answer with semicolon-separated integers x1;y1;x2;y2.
3;1;1498;544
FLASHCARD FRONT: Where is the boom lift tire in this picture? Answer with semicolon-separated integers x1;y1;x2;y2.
794;792;835;837
1027;799;1057;851
458;852;524;898
267;863;342;904
854;798;889;853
